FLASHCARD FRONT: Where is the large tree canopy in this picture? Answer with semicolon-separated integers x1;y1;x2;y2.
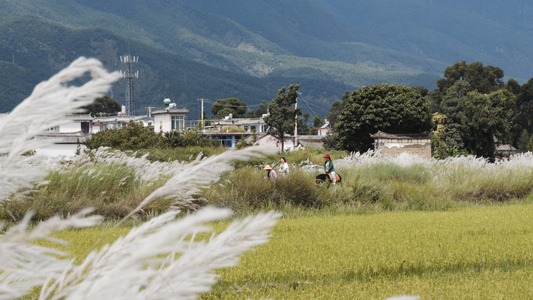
430;61;504;111
437;82;516;158
211;98;247;119
428;61;519;158
263;84;301;151
336;84;432;153
83;95;120;117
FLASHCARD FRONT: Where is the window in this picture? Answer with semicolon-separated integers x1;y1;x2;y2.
171;115;184;130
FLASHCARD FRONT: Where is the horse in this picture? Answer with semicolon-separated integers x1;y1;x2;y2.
315;173;342;185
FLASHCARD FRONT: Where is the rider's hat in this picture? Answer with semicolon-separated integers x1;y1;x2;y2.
264;164;272;170
324;154;331;158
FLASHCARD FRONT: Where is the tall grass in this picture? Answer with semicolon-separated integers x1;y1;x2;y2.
205;151;533;216
5;150;533;222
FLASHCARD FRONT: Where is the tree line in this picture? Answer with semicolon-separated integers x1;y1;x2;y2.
85;60;533;160
259;60;533;159
321;60;533;159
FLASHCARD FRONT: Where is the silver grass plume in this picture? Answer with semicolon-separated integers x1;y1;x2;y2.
134;145;277;213
0;209;103;300
40;208;281;300
0;58;281;299
0;57;120;200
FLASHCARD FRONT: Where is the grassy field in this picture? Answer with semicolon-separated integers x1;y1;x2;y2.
203;204;533;299
35;204;533;299
7;149;533;298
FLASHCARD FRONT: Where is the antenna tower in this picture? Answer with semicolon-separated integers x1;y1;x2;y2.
120;54;139;116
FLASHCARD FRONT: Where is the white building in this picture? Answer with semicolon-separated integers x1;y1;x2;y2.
152;108;190;133
316;119;332;136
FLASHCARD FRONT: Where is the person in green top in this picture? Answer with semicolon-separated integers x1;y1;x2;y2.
323;154;336;184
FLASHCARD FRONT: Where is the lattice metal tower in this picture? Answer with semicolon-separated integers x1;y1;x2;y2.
120;54;139;116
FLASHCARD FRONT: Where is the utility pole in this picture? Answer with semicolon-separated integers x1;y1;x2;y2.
199;98;205;132
294;95;298;149
120;54;139;116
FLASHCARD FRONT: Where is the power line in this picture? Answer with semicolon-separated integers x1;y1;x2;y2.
297;92;318;117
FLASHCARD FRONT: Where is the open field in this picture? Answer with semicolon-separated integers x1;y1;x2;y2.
208;204;533;299
34;204;533;299
6;148;533;298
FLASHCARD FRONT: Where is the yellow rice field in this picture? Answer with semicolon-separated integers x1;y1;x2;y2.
38;204;533;299
203;204;533;299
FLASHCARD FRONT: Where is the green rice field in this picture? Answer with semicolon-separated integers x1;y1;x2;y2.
42;204;533;299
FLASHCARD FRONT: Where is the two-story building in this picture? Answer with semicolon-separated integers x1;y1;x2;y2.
152;108;189;133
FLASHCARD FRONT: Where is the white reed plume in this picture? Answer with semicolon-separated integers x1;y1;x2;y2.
0;57;120;200
0;209;103;300
110;145;278;223
40;207;281;300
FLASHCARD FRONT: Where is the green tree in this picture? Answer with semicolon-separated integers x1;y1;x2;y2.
247;108;255;117
326;98;344;127
455;89;515;158
263;84;301;151
514;78;533;143
84;121;161;151
336;84;432;153
254;100;268;117
163;129;219;148
428;61;520;158
429;61;505;112
431;112;467;158
517;129;530;153
506;78;521;95
298;112;311;135
83;95;121;117
211;98;246;119
311;114;323;135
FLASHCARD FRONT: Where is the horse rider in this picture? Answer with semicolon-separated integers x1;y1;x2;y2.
323;154;336;184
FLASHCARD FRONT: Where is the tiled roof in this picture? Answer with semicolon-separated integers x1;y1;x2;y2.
370;131;432;139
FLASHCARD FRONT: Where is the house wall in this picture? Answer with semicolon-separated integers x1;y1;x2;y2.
317;128;331;136
375;139;431;158
254;135;295;152
92;124;103;133
154;114;171;133
60;122;84;133
299;139;324;149
153;114;186;133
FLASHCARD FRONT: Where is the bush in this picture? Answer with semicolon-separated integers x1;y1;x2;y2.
204;168;327;209
162;130;220;148
84;121;163;151
136;146;226;162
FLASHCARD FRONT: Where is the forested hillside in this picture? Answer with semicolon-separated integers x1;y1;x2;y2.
312;0;533;81
0;0;531;117
1;14;349;117
0;1;437;117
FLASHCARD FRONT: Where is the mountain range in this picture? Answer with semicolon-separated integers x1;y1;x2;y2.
0;0;532;119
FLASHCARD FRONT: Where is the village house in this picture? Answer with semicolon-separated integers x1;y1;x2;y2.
151;108;189;133
252;134;297;152
296;119;331;149
370;131;432;158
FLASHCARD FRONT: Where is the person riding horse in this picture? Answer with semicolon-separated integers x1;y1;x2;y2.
315;154;341;185
323;154;336;185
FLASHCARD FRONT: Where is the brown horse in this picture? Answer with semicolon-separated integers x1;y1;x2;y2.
315;173;342;185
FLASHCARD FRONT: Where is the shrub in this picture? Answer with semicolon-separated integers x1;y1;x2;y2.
204;168;326;209
84;121;163;150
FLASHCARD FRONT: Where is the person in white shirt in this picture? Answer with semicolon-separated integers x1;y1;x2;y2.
278;157;289;176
